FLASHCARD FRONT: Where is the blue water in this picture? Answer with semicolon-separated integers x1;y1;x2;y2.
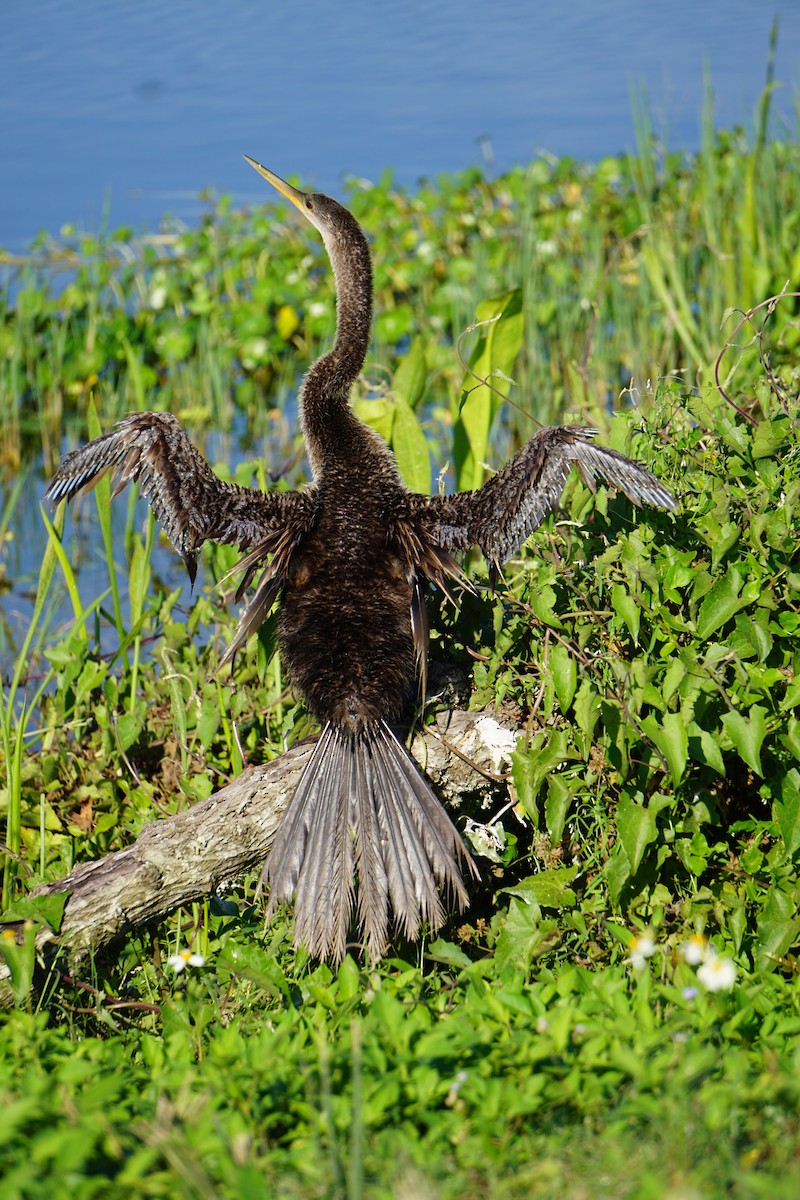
2;1;800;669
2;1;799;251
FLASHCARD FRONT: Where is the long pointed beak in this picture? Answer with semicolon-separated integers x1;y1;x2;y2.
243;154;309;215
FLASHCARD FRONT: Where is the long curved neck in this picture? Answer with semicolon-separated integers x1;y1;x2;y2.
300;212;373;479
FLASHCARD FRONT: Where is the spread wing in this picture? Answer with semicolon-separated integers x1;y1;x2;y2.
46;411;315;587
395;425;676;581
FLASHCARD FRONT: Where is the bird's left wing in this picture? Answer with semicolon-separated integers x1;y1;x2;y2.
399;425;676;579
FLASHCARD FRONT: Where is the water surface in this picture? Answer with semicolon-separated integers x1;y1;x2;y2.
3;1;799;249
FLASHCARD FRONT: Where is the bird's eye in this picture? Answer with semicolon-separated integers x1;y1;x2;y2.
305;199;313;211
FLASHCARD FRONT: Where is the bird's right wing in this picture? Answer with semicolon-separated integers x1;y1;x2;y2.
47;411;315;586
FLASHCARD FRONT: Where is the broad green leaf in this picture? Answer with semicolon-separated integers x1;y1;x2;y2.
604;845;631;905
503;865;579;909
721;705;768;776
696;567;747;640
1;891;70;933
353;397;394;444
392;397;431;493
455;289;523;491
392;338;427;410
611;583;640;643
511;731;571;821
426;938;471;969
197;697;221;750
661;658;687;706
641;712;688;785
687;721;725;775
730;613;773;662
219;943;290;996
573;678;601;739
117;711;143;751
775;769;800;857
781;718;800;762
495;898;560;971
548;643;577;712
755;885;800;973
528;584;563;629
751;416;790;460
545;775;577;844
616;794;657;874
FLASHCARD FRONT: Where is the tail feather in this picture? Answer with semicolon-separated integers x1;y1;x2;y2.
262;720;472;962
352;734;391;960
292;733;354;962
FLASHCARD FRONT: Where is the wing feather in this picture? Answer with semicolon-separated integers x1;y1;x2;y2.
397;425;675;575
47;411;314;585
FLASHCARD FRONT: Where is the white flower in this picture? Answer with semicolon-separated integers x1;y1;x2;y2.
697;952;736;992
628;932;656;970
168;949;206;973
681;934;708;966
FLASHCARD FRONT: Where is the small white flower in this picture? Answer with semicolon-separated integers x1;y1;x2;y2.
697;952;736;992
628;932;656;970
444;1070;468;1107
149;284;167;310
168;949;206;974
681;934;708;966
535;1016;549;1034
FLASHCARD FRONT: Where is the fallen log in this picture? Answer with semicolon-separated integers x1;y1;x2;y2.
0;709;517;1005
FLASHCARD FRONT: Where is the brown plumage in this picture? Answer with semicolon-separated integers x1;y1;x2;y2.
47;157;677;963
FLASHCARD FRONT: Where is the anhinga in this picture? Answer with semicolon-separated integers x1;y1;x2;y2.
47;157;676;963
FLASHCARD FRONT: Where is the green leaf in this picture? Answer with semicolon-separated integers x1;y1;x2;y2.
1;891;70;933
455;289;523;491
353;397;394;444
616;794;657;874
611;584;640;643
775;769;800;857
495;898;560;971
391;397;431;493
426;938;471;969
755;885;800;973
545;775;577;844
687;721;726;776
117;711;143;751
392;338;427;410
549;643;577;712
604;845;631;906
573;679;601;739
528;584;563;629
751;416;790;460
219;942;290;996
640;711;689;785
720;705;768;776
696;568;747;640
503;866;579;909
781;718;800;762
511;731;571;822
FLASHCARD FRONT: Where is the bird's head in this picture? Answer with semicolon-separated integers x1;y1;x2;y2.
244;155;360;256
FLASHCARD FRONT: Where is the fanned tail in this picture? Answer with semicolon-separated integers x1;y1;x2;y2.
264;720;474;962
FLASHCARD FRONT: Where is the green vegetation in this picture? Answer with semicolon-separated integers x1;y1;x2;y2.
2;95;800;1197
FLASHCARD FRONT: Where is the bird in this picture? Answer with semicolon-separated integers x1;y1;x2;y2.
47;156;677;964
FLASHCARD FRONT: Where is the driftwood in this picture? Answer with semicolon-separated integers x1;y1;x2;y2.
0;709;517;1006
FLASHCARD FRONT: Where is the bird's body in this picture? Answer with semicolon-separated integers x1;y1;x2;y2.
48;157;676;963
